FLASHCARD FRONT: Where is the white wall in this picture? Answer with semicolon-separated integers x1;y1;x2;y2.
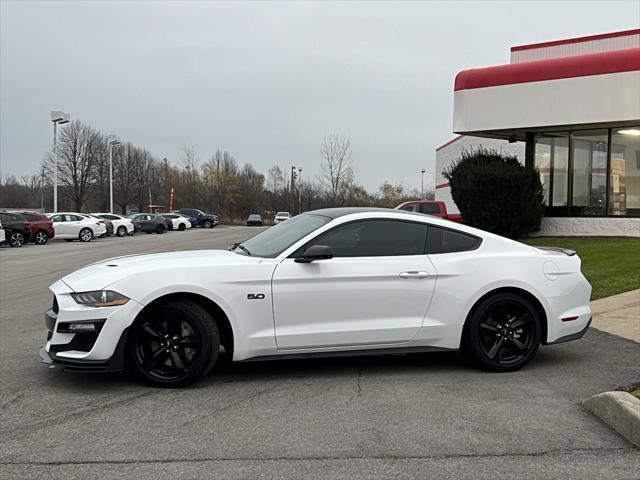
435;136;525;214
532;217;640;237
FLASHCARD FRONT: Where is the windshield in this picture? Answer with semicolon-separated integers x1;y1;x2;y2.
235;213;330;258
276;212;290;217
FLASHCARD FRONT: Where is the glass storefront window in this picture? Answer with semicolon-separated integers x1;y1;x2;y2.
534;134;568;210
610;127;640;216
571;130;608;216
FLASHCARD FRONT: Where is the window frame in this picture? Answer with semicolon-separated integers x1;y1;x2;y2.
424;224;483;255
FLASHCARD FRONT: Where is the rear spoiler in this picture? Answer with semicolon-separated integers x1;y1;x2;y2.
534;246;576;256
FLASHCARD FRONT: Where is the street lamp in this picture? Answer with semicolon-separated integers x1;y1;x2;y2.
420;169;426;199
50;111;70;213
106;135;121;213
297;168;302;215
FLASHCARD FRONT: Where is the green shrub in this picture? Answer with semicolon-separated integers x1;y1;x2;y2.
443;147;544;239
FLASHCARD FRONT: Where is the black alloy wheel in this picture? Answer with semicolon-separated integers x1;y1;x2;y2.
9;232;25;247
117;226;127;237
466;293;540;372
130;300;219;387
34;230;49;245
178;223;186;231
203;220;213;229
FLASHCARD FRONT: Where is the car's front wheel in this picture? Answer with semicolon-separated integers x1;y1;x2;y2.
178;223;186;231
117;226;127;237
203;220;213;228
465;293;541;372
9;232;25;247
129;299;219;387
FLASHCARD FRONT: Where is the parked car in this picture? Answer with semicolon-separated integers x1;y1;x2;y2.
163;213;191;231
18;211;55;245
128;213;167;234
273;211;291;224
40;207;593;387
94;213;135;237
0;211;32;247
395;200;464;223
81;214;112;237
246;214;263;226
47;213;107;242
172;212;198;228
0;222;5;245
177;208;218;228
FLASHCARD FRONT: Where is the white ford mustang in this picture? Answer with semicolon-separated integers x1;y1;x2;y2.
40;208;592;387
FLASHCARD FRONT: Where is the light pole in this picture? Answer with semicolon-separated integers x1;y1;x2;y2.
297;168;302;214
106;135;121;213
50;111;70;212
420;169;426;199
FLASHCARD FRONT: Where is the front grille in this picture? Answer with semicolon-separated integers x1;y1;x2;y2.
52;295;59;314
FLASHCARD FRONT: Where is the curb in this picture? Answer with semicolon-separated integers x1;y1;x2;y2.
582;391;640;447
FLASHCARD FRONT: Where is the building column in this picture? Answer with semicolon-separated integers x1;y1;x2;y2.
525;132;535;169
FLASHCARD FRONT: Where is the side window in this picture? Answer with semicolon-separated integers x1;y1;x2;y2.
49;215;61;222
419;203;441;215
307;220;428;257
22;213;36;221
400;204;418;213
0;213;8;222
426;226;481;254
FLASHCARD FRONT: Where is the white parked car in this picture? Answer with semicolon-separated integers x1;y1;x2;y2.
162;213;192;231
40;208;592;387
273;211;291;224
94;213;135;237
47;212;107;242
0;221;5;244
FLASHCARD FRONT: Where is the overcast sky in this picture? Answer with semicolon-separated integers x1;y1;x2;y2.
1;1;638;192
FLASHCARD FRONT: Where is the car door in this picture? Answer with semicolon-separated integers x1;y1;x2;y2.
47;214;66;237
271;219;437;350
67;214;85;237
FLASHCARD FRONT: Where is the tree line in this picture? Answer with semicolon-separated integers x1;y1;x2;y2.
0;120;434;222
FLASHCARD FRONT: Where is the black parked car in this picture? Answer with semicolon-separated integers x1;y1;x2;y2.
246;214;263;226
177;208;218;228
0;211;32;247
128;213;167;234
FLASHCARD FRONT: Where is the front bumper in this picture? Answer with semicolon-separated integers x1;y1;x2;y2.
40;280;144;370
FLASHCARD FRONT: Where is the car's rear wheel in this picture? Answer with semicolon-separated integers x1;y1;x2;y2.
79;228;93;242
117;226;127;237
465;293;540;372
129;300;219;387
178;223;186;231
203;220;213;228
9;232;25;247
34;230;49;245
156;224;166;234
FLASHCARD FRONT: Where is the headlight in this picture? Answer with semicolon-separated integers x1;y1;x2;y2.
71;290;129;307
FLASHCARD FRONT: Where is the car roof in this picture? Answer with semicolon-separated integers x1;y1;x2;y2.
306;207;400;219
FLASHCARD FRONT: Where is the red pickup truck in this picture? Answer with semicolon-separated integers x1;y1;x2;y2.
395;200;464;223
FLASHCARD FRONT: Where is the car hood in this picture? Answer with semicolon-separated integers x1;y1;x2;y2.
60;249;261;292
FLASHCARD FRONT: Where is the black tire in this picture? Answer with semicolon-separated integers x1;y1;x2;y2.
8;232;25;247
156;224;166;234
129;299;219;388
78;228;94;242
34;230;49;245
465;293;541;372
178;223;186;231
117;226;127;237
203;220;213;229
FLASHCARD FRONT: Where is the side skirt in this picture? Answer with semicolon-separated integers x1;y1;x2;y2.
240;345;456;363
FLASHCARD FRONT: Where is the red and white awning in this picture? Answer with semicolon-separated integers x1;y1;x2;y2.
453;47;640;135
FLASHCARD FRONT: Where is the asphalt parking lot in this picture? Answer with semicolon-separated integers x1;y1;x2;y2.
1;227;638;479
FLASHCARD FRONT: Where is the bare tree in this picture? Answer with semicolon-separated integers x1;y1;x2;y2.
321;133;353;205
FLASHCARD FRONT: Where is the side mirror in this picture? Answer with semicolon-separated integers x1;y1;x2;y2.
295;245;334;263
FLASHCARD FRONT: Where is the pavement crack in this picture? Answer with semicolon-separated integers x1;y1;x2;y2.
356;368;363;397
1;446;631;466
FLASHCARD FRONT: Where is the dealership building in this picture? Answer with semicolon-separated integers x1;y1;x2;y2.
436;29;640;236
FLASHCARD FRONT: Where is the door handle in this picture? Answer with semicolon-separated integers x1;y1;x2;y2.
399;271;430;279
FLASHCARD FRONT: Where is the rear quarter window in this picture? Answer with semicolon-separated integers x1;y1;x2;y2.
426;226;481;254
